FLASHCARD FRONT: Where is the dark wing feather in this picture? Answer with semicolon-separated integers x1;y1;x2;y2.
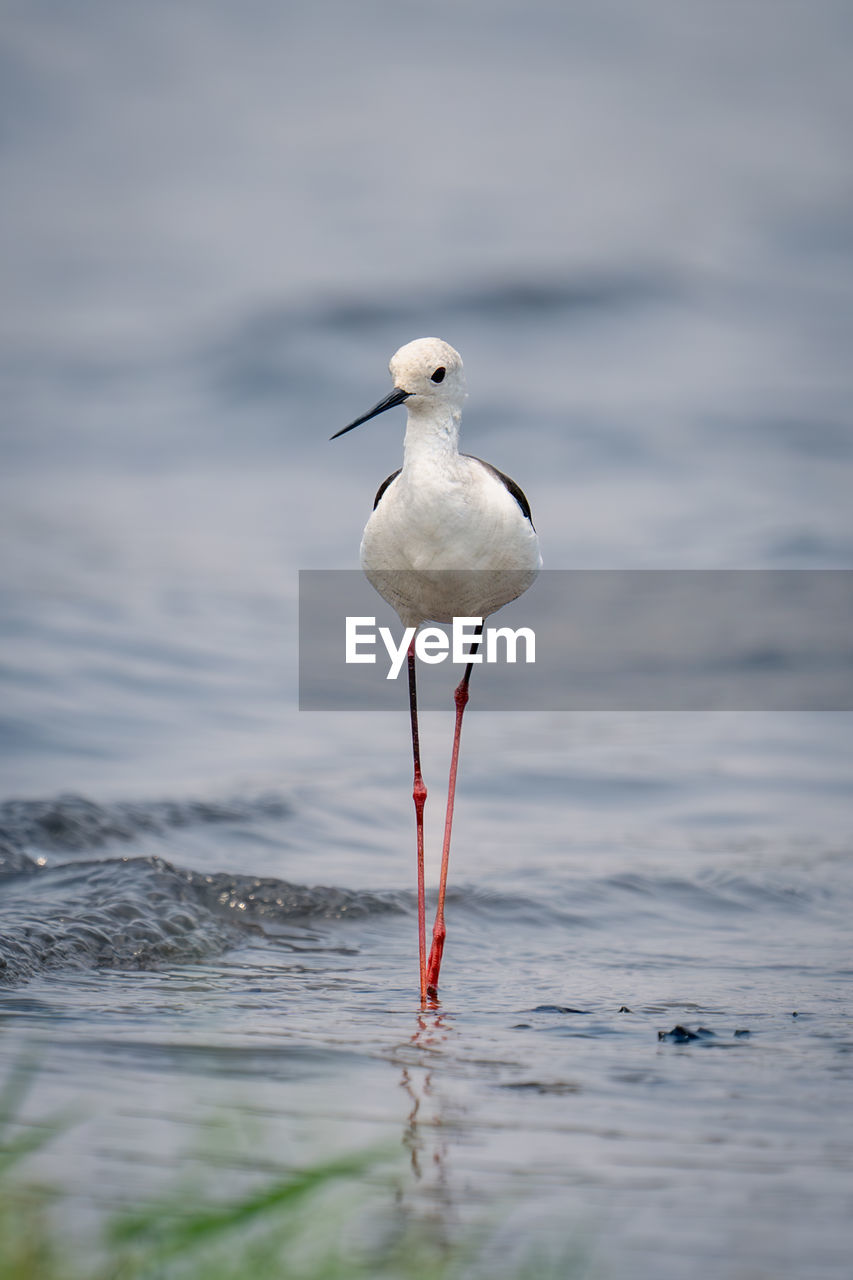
464;455;535;528
373;469;402;510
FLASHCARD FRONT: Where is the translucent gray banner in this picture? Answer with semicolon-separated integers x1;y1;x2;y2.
298;570;853;711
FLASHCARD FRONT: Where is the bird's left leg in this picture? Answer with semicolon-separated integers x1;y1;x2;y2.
426;626;482;1000
407;639;428;1003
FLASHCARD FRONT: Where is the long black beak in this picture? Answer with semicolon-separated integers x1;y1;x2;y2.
330;386;411;440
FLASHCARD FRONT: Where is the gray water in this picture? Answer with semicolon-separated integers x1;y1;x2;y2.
2;3;852;1276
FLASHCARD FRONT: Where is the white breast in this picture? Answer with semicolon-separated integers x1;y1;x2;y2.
360;455;541;626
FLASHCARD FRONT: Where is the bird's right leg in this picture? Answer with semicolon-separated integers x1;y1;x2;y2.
426;625;482;1001
407;639;428;1003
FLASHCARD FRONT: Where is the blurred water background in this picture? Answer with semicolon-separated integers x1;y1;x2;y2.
1;2;852;1276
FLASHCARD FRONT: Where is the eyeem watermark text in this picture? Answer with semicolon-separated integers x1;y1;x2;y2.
346;616;536;679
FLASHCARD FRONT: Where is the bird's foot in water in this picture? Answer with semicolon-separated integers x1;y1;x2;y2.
425;927;445;1000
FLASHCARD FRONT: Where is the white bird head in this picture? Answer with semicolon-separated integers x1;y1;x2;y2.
389;337;465;409
331;337;465;440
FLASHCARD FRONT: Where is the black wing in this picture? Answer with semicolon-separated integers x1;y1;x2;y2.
373;468;401;510
464;455;535;528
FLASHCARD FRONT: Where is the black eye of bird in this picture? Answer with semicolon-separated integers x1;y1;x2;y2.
431;367;446;383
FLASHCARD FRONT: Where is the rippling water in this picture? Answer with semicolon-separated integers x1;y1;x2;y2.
2;3;852;1277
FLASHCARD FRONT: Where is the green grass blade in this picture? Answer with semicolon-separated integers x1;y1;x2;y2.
109;1146;389;1258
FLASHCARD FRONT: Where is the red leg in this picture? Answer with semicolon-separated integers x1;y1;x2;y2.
426;639;479;1000
407;641;427;1003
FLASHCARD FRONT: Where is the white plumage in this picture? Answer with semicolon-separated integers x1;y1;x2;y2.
341;337;541;625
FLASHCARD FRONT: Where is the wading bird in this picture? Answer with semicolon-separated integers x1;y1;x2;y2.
332;338;541;1001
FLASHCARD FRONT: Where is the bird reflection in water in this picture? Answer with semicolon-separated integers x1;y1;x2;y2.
391;1009;460;1256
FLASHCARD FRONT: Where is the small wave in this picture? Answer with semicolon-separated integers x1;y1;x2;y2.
205;271;682;404
231;270;680;339
317;272;680;330
0;790;405;985
0;791;291;859
0;854;406;985
0;856;247;984
447;861;847;933
189;868;403;924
